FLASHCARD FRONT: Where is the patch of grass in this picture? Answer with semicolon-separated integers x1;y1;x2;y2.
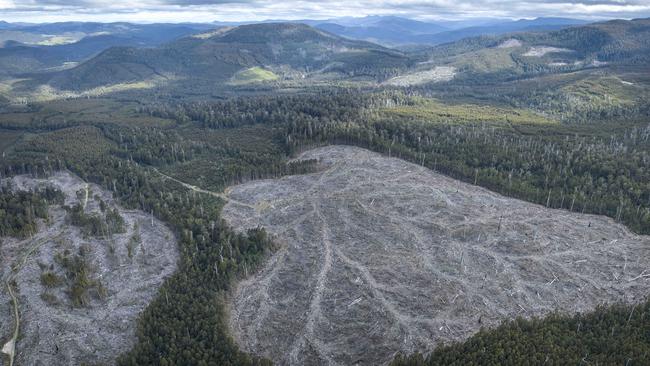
36;36;79;46
561;75;646;108
230;67;279;85
192;27;234;39
25;78;166;103
383;97;555;125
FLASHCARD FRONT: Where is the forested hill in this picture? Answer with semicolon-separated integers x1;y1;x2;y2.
416;17;650;81
36;17;650;94
0;22;215;76
45;23;412;91
424;18;650;59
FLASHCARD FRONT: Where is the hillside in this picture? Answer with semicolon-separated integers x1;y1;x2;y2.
414;17;650;83
408;17;590;46
0;22;214;75
0;22;212;47
314;16;449;45
1;18;647;102
46;23;413;91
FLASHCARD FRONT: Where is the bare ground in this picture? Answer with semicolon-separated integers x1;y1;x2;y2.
384;67;456;87
523;46;574;57
223;145;650;366
0;171;178;366
496;39;523;48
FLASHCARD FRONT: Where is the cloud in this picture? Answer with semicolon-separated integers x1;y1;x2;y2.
0;0;14;10
1;0;650;23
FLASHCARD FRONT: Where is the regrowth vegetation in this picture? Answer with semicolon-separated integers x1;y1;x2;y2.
230;67;279;85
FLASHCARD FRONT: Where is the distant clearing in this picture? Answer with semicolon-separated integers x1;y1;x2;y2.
35;36;79;46
497;39;522;48
449;48;517;73
230;67;279;85
561;75;644;108
224;145;650;366
384;66;455;86
523;46;574;57
383;98;554;125
192;27;234;39
9;77;167;104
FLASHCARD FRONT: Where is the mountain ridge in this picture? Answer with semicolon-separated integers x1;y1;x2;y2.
46;22;413;90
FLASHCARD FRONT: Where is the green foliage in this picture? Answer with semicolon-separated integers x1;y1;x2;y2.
40;271;64;288
384;97;554;125
391;301;650;365
126;225;140;258
1;107;277;363
105;207;126;234
0;184;63;237
49;22;412;91
230;67;279;85
55;245;107;307
66;203;126;237
420;18;650;83
280;92;650;234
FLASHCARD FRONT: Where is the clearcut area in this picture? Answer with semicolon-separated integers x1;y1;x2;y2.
223;145;650;366
0;172;178;366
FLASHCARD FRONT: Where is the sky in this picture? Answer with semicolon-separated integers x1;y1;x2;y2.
1;0;650;23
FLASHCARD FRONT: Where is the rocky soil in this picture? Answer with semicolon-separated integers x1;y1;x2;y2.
0;172;178;366
223;145;650;366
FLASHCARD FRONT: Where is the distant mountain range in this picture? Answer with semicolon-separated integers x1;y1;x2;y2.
0;16;595;77
44;23;412;91
2;16;648;99
40;18;650;90
207;16;592;46
310;16;591;46
0;16;591;49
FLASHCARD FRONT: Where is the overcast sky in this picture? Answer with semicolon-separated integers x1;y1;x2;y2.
2;0;650;23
